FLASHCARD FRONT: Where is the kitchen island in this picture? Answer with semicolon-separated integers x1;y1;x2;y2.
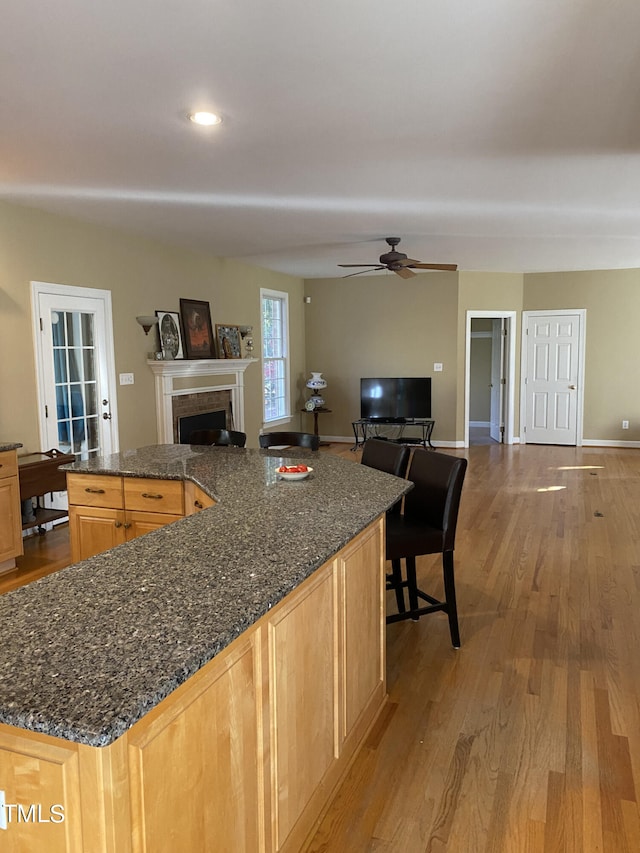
0;445;410;852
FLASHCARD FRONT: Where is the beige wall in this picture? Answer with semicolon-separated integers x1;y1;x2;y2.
524;269;640;443
0;201;305;452
304;272;459;442
3;197;639;451
457;272;524;439
304;270;528;445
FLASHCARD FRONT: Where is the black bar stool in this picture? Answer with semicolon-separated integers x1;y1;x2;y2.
385;449;467;648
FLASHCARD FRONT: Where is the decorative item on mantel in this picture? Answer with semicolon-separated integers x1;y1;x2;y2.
306;371;327;409
215;324;242;359
155;310;184;360
179;298;216;359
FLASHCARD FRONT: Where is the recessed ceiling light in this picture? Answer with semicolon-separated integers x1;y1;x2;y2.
189;111;222;127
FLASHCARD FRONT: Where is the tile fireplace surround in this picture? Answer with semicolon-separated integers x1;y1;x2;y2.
147;358;257;444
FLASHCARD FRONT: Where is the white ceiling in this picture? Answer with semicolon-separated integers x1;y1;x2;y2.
3;0;640;279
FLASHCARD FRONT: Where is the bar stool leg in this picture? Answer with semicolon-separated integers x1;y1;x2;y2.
390;559;406;613
442;550;461;648
406;556;420;617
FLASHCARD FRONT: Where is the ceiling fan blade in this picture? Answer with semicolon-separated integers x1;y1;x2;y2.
342;267;385;278
394;267;416;279
408;263;458;271
398;258;421;266
338;263;380;268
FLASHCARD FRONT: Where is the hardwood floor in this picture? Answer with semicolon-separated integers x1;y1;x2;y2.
310;442;640;852
0;522;71;594
4;443;640;851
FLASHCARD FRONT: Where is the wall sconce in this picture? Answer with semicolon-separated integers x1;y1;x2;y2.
239;325;254;357
136;315;158;335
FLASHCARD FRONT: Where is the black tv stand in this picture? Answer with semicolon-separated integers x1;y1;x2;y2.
351;418;435;451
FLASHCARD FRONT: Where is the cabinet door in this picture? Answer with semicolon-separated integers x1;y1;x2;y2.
184;481;216;514
337;520;385;743
268;562;337;849
69;505;126;562
0;474;23;563
127;633;263;853
124;510;183;541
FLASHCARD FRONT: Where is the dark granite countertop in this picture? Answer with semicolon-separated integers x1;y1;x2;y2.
0;445;410;747
0;442;23;452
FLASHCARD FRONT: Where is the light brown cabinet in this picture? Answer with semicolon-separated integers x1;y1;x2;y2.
184;479;216;514
0;517;386;852
67;473;187;562
0;448;23;572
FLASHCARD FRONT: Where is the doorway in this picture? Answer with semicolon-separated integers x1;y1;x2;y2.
464;311;516;447
31;282;119;510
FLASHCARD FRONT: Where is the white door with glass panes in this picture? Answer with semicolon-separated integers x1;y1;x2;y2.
32;283;119;511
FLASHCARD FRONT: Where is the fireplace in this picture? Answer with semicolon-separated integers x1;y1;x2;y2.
147;358;256;444
178;409;227;444
171;390;233;443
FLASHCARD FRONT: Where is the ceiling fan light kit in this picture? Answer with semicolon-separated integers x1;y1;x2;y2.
338;237;457;278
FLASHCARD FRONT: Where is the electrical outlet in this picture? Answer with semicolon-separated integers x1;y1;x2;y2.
119;373;134;385
622;420;629;429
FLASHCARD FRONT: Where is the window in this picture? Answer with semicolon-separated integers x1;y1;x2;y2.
261;289;290;423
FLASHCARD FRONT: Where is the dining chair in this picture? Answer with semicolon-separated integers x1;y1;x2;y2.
259;431;319;450
189;428;247;447
385;448;467;648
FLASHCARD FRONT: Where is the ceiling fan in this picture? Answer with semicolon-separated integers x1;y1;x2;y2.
338;237;457;279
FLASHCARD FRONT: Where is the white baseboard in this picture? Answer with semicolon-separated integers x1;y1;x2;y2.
582;439;640;448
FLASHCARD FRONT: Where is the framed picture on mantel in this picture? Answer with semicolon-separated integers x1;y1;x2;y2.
215;324;242;359
155;310;184;359
179;299;215;359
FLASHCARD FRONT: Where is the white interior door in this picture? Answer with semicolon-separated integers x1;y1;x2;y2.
32;283;119;467
523;311;584;445
489;319;505;442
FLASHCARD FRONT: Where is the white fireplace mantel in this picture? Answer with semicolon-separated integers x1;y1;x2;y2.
147;358;258;443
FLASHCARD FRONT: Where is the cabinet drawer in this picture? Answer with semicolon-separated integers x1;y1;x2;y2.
0;450;18;480
67;473;124;509
124;478;184;515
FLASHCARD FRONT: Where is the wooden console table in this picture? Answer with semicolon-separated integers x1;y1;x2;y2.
351;418;435;450
18;448;76;533
301;406;332;445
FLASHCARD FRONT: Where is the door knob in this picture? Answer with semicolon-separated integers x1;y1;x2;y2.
103;412;112;420
569;384;576;390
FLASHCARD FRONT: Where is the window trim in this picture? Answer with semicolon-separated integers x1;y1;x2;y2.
260;287;291;426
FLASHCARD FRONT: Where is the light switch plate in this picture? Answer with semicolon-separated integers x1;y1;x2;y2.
433;363;443;372
119;373;134;385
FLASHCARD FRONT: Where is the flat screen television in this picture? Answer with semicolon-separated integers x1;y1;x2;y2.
360;377;432;422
